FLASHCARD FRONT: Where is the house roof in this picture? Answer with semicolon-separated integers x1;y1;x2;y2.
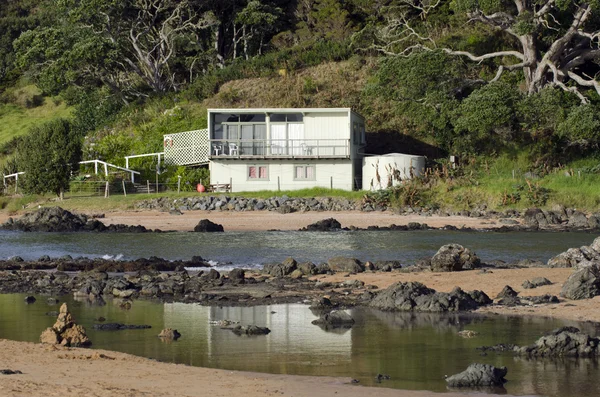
207;108;364;120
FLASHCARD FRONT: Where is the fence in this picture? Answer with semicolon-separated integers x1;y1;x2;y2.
67;180;185;198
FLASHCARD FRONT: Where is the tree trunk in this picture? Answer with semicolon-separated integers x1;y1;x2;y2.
519;35;538;94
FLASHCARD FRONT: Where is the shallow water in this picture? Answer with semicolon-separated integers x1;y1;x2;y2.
1;293;599;396
0;230;596;270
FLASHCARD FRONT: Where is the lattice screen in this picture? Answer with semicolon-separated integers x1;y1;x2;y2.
163;129;209;166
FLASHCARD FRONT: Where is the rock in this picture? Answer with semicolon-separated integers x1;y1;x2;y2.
40;303;91;347
263;258;297;277
568;211;589;228
522;277;552;289
369;282;491;312
193;219;224;232
496;285;518;299
297;262;317;275
302;218;341;231
158;328;181;339
446;363;507;388
373;260;402;271
0;369;22;375
228;268;245;284
516;327;600;357
24;296;36;304
523;208;543;228
561;264;600;299
289;269;303;279
430;244;481;272
231;325;271;335
547;237;600;267
311;310;355;328
327;257;364;273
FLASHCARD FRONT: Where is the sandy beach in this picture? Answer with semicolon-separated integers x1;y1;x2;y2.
0;208;596;396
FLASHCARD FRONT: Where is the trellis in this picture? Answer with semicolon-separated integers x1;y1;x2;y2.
163;129;209;166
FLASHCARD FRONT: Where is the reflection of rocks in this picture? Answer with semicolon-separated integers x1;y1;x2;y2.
158;328;181;339
40;303;91;347
446;363;507;388
230;325;271;336
311;310;355;330
93;323;151;331
369;282;491;312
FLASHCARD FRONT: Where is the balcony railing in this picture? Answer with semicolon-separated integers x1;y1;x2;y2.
209;139;350;159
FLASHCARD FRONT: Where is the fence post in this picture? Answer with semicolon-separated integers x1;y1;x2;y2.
330;176;333;190
155;172;158;193
104;181;109;198
122;180;127;197
177;176;181;194
147;180;150;194
277;176;280;191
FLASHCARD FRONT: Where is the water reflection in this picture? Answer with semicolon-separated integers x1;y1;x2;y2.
0;293;599;396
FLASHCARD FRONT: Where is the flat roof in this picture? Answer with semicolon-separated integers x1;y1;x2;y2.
207;108;364;119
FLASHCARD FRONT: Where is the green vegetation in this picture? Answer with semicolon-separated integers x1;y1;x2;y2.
1;0;600;212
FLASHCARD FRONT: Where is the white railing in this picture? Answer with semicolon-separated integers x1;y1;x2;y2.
209;139;350;158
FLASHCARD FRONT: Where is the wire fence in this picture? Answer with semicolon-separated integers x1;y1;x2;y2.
65;180;189;198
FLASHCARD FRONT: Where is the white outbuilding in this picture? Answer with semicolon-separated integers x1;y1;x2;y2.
362;153;426;191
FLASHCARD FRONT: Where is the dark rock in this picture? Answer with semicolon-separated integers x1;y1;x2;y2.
516;327;600;357
522;277;552;289
569;211;589;228
193;219;224;232
327;257;364;273
228;268;245;284
24;296;36;304
231;325;271;336
430;244;481;272
523;294;559;304
0;369;23;375
311;310;355;328
302;218;341;231
496;285;518;299
445;363;507;388
561;264;600;299
523;208;543;228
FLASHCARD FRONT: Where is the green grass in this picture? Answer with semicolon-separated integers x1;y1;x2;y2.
0;99;72;145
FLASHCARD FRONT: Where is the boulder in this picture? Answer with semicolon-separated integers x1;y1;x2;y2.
193;219;224;232
158;328;181;339
523;208;543;228
516;327;600;357
568;211;589;228
311;310;355;328
263;258;297;277
228;268;245;284
446;363;507;388
547;237;600;267
522;277;552;289
327;257;364;273
430;244;480;272
496;285;518;299
560;264;600;299
302;218;341;231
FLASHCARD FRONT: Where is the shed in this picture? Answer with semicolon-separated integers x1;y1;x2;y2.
362;153;426;191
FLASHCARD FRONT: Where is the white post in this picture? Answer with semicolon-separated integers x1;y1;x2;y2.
94;161;98;175
177;175;181;193
125;157;129;169
122;180;127;197
147;180;150;194
15;173;18;194
104;181;109;198
103;162;108;176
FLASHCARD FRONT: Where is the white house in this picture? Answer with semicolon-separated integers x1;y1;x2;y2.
164;108;367;192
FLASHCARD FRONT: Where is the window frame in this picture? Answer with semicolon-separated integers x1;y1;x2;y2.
293;164;316;181
247;164;269;181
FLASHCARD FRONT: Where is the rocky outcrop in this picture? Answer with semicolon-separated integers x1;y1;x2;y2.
547;236;600;268
560;264;600;299
311;310;355;329
193;219;224;232
301;218;341;231
158;328;181;339
40;303;91;347
430;244;481;272
516;327;600;357
327;257;364;273
369;282;491;312
445;363;507;388
1;207;151;233
263;257;297;277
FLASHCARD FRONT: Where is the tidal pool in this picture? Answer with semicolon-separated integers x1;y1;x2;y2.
1;293;598;396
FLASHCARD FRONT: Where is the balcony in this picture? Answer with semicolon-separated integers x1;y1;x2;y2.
209;139;350;159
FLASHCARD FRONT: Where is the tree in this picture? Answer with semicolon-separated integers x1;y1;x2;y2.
17;119;82;198
360;0;600;103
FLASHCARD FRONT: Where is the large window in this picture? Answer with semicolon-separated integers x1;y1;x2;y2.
270;113;304;155
293;164;315;180
248;165;268;180
213;113;267;155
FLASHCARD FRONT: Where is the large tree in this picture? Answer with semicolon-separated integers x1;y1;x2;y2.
17;119;82;198
361;0;600;103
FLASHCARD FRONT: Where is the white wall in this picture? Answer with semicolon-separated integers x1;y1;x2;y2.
210;160;354;192
303;112;349;141
362;155;426;190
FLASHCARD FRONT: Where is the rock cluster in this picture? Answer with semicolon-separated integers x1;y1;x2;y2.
369;282;492;312
429;244;481;272
561;264;600;300
446;363;507;388
193;219;224;232
40;303;91;347
547;236;600;268
300;218;341;231
1;207;153;233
